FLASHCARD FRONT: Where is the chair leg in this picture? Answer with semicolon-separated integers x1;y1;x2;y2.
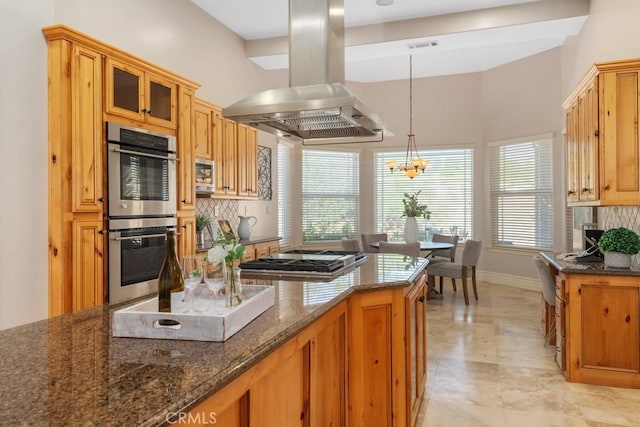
462;276;469;305
451;278;457;292
471;267;478;301
439;276;443;294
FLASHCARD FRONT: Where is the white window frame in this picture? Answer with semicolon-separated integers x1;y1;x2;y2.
489;134;554;251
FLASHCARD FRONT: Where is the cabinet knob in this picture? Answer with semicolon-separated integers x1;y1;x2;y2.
182;199;187;203
182;224;187;229
418;295;425;303
98;229;105;235
147;110;153;115
581;188;589;193
98;197;104;203
604;185;611;191
567;190;575;196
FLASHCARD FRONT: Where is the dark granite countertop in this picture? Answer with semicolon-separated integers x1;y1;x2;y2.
195;236;280;253
0;254;426;426
540;252;640;276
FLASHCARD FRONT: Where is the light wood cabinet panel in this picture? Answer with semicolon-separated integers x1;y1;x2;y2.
565;104;579;204
600;70;640;204
72;45;104;213
405;273;427;426
250;343;307;425
72;220;104;311
223;119;238;195
237;125;259;198
105;58;177;129
178;87;196;211
580;284;639;372
178;215;196;261
194;100;213;160
578;79;599;201
349;289;407;427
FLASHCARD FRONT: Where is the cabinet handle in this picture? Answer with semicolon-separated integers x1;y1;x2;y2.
418;295;425;303
147;110;153;116
581;188;589;193
567;190;575;196
604;185;611;191
98;229;105;235
98;197;104;203
141;108;147;113
182;224;187;229
594;130;599;137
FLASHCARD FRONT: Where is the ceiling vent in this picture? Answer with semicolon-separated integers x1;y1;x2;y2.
408;40;439;50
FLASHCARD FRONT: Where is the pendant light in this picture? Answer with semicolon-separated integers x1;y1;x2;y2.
385;55;428;179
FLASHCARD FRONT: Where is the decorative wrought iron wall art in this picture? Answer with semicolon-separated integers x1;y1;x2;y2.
257;145;272;200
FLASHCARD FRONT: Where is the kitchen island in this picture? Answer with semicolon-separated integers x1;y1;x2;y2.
0;254;428;426
539;253;640;389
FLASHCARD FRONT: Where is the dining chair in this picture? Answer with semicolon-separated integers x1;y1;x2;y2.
428;234;460;294
341;238;362;251
379;241;421;257
426;240;482;305
361;233;388;253
533;255;556;346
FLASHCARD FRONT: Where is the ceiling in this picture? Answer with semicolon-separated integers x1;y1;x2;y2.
191;0;589;82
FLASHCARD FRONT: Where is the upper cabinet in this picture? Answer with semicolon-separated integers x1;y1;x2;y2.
197;98;259;199
105;58;178;130
563;58;640;206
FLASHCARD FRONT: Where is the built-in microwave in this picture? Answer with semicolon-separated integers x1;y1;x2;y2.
195;158;215;194
107;122;177;217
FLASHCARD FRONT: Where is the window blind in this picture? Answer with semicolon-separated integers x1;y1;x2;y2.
374;149;474;241
489;137;553;250
277;143;293;249
302;149;359;243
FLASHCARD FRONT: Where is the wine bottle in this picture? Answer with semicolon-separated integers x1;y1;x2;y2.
158;230;185;312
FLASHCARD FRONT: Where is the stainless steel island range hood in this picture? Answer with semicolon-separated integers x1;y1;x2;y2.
222;0;391;145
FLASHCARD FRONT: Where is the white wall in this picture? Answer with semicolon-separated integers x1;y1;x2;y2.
0;1;52;329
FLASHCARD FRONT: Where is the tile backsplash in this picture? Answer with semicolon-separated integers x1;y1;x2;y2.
196;198;239;232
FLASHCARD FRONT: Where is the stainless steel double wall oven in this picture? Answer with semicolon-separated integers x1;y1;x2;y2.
106;122;177;304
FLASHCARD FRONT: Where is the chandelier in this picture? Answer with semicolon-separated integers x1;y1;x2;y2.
385;55;428;179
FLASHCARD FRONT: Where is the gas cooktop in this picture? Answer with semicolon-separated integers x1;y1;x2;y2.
239;250;367;278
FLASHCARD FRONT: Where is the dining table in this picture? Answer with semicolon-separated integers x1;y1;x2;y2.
369;240;455;299
368;240;454;257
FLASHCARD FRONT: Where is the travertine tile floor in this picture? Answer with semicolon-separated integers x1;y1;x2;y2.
416;282;640;427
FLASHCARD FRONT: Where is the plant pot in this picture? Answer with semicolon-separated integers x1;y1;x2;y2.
603;251;632;268
404;217;418;243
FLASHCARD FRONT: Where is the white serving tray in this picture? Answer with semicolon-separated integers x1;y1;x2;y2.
112;285;275;342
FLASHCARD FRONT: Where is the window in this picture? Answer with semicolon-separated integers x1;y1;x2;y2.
374;148;474;241
489;135;553;250
302;149;359;242
278;143;293;248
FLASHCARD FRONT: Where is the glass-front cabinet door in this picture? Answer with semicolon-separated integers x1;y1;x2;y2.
105;58;177;129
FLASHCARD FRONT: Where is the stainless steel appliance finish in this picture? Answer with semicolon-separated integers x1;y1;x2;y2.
195;157;215;194
222;0;391;145
239;250;367;280
107;122;177;217
108;216;177;304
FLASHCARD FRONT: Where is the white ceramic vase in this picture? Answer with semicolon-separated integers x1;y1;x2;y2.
404;216;419;243
603;251;632;268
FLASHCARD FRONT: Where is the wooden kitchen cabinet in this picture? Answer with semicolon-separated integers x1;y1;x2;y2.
599;67;640;204
405;272;427;425
564;70;599;205
178;87;196;211
562;273;640;388
43;25;199;316
186;301;348;426
564;58;640;206
194;99;214;160
178;215;196;261
555;274;566;373
105;57;178;130
237;124;259;198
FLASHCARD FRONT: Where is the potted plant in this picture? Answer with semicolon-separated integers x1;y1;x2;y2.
597;227;640;268
195;215;211;248
401;191;431;243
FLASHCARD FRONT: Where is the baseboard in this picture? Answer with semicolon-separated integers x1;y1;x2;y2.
477;270;539;292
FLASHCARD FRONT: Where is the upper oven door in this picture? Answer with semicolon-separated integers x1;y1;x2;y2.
108;142;177;217
107;122;177;217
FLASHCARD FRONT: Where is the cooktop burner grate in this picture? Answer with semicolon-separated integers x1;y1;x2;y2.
239;249;366;274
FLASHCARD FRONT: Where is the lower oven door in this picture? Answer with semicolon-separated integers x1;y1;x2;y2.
108;217;177;304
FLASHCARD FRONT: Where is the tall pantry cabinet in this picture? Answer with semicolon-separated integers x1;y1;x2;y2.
43;25;199;316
